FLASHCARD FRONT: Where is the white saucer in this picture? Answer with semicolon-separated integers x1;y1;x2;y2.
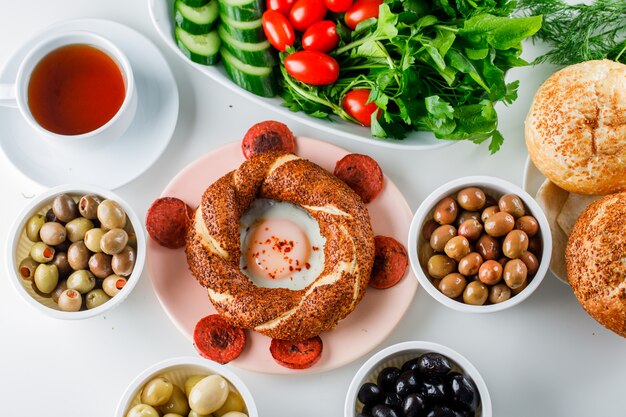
0;19;179;189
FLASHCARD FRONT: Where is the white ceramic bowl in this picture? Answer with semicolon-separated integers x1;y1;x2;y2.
115;356;258;417
407;176;552;313
6;184;146;319
345;341;492;417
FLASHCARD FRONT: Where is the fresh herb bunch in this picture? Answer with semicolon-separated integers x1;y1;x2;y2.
279;0;542;152
518;0;626;65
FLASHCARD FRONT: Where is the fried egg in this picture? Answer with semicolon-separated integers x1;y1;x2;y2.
239;199;326;290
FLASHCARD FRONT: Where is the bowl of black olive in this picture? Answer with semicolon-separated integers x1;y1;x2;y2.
7;184;146;319
344;341;491;417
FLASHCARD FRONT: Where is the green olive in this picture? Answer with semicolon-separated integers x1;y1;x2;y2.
67;241;90;270
220;412;247;417
34;263;59;294
188;412;211;417
65;218;94;243
141;376;174;407
85;289;111;309
102;274;126;297
126;404;160;417
163;414;184;417
18;257;39;280
185;375;207;398
159;385;191;416
25;214;45;242
98;200;127;230
189;375;229;415
39;221;67;246
58;289;82;311
112;246;136;276
101;229;128;255
30;241;55;263
214;390;245;417
51;280;68;303
84;228;106;252
52;194;79;223
88;253;113;279
66;270;96;294
31;279;51;298
78;194;102;219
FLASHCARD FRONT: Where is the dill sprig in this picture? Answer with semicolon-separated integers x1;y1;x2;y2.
518;0;626;65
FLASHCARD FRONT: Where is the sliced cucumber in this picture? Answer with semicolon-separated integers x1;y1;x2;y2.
176;27;221;65
219;13;264;43
179;0;210;6
218;0;263;22
220;48;277;97
218;24;276;67
175;0;219;34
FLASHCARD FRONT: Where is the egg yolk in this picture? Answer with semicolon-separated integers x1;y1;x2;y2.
246;218;311;280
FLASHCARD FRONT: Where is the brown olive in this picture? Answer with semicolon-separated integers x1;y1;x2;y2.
478;260;503;285
488;283;511;304
430;225;457;252
18;257;39;280
54;239;72;252
515;216;539;237
112;246;136;276
484;212;515;237
502;230;529;259
52;194;79;223
444;236;470;261
528;235;542;256
51;252;72;278
458;252;483;276
39;222;67;246
51;280;68;303
499;194;525;218
58;289;82;312
438;273;467;298
427;254;457;280
497;257;508;267
511;279;529;295
463;280;488;305
457;187;486;211
520;251;539;276
418;242;436;265
88;253;113;279
100;229;128;255
475;234;501;260
421;219;439;241
67;241;90;271
458;219;483;241
485;194;498;206
97;200;127;230
433;197;458;225
456;211;480;227
78;194;102;219
65;218;94;242
102;274;127;297
45;208;59;223
480;205;500;223
503;259;528;289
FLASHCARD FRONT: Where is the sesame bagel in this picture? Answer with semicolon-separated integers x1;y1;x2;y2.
185;151;375;341
566;192;626;337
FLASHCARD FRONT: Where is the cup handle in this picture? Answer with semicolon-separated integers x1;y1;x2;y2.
0;83;17;108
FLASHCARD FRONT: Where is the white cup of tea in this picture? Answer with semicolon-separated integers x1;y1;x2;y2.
0;31;137;146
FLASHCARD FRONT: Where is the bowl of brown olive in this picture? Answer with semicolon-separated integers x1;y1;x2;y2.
7;184;146;319
345;341;492;417
407;176;552;313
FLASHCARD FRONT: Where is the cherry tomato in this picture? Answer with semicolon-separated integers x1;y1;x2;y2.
344;0;383;30
262;10;296;52
302;21;339;52
324;0;353;12
266;0;296;15
342;89;379;126
284;51;339;85
289;0;327;32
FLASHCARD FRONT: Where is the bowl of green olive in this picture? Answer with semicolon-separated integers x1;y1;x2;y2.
7;184;146;319
407;176;552;313
115;356;258;417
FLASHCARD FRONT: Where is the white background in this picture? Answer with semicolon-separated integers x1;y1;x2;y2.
0;1;625;416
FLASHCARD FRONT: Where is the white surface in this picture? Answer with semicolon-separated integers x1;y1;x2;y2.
0;1;624;416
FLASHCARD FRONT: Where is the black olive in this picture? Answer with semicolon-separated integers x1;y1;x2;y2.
448;372;479;412
425;405;464;417
360;404;373;416
377;367;401;393
421;376;447;403
372;404;400;417
402;393;427;417
358;383;384;405
383;393;403;411
395;370;420;397
357;413;371;417
401;358;420;373
46;208;60;223
418;352;452;376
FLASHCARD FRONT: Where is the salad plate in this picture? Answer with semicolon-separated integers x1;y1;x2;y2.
148;0;453;150
0;19;179;189
147;137;418;374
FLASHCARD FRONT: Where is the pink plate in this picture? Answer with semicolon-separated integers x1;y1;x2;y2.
147;137;418;374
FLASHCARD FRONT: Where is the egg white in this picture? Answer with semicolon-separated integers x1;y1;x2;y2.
239;199;326;290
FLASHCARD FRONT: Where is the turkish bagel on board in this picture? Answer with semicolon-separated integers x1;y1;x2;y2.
185;151;375;341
